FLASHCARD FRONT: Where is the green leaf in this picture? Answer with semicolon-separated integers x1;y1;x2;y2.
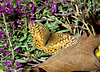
56;29;70;33
14;43;22;50
25;42;29;51
48;16;55;20
19;37;26;41
0;44;3;47
15;59;26;63
30;47;36;52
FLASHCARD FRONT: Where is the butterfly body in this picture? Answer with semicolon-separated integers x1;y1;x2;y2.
28;23;78;55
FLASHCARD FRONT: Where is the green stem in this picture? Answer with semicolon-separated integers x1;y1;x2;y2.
2;13;14;59
25;17;27;31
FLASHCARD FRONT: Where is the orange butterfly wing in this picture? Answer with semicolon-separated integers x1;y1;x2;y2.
44;33;78;55
28;23;50;50
28;23;78;55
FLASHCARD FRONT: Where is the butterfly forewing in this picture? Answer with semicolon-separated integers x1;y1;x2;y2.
28;23;51;50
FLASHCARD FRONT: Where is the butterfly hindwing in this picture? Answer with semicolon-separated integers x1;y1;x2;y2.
44;33;77;55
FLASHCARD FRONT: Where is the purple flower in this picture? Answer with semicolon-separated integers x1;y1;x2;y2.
53;3;57;9
10;59;14;64
0;12;2;15
29;4;35;13
22;6;27;10
5;52;10;56
0;49;5;52
8;4;13;9
6;62;10;67
29;4;34;8
15;48;20;52
13;69;17;72
4;61;9;64
16;20;22;24
96;8;98;12
16;1;19;5
4;2;7;6
16;62;22;67
15;9;21;13
50;8;55;13
17;27;20;30
9;0;12;3
2;56;5;58
95;1;98;6
31;7;34;12
19;69;22;72
11;8;14;13
12;24;16;28
17;9;21;13
29;19;35;23
0;6;5;11
6;69;10;72
0;28;2;31
3;42;7;47
3;11;6;15
0;33;5;39
4;61;10;67
7;10;12;14
22;13;27;17
0;33;5;37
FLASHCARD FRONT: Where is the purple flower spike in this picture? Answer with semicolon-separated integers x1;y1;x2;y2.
6;69;10;72
13;69;17;72
22;6;27;10
16;62;22;67
3;42;7;47
5;52;10;56
19;69;22;72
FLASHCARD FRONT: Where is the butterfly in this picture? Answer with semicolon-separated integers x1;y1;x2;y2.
28;22;78;55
